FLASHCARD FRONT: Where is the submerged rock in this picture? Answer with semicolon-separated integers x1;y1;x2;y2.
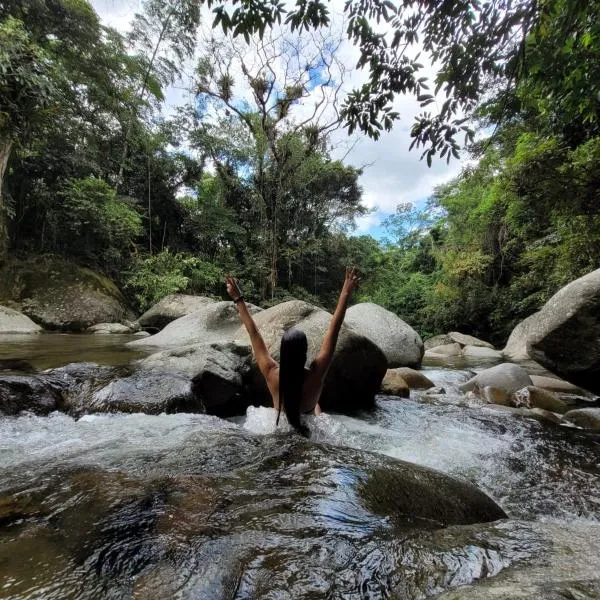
128;301;262;348
0;257;134;331
234;300;387;413
138;293;217;331
87;322;133;334
345;302;424;367
460;363;533;394
0;305;42;333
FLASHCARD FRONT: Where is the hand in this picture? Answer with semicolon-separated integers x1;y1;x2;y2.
342;266;360;295
225;275;242;301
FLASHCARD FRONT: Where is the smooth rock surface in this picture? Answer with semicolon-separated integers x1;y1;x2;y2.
426;343;463;357
502;313;538;361
393;367;434;389
424;334;454;350
504;269;600;393
235;300;387;412
562;408;600;431
0;257;134;331
381;370;410;397
480;386;512;406
87;323;132;334
128;301;261;348
138;294;216;331
525;386;569;414
449;332;494;349
0;305;42;334
345;302;424;368
530;375;590;396
460;363;533;394
90;372;201;415
462;345;503;359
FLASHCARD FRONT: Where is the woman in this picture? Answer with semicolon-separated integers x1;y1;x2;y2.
225;267;360;436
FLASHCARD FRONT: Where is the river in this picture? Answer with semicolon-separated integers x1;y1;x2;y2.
0;334;599;599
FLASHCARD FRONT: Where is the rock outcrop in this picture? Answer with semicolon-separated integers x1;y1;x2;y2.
137;294;216;331
345;302;424;368
0;257;134;331
234;300;387;412
0;305;42;333
503;268;600;393
128;301;262;348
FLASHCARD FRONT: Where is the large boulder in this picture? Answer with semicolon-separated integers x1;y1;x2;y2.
138;294;216;331
503;313;538;361
128;301;261;348
0;257;134;331
0;374;60;415
0;305;42;333
460;363;533;394
503;269;600;393
424;334;454;350
234;300;387;412
140;341;252;416
448;332;494;349
345;302;423;368
425;342;463;357
562;408;600;431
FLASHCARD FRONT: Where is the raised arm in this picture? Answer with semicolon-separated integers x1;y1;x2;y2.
225;276;278;380
311;267;360;381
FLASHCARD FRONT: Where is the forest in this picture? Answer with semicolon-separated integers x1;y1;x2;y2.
1;0;599;344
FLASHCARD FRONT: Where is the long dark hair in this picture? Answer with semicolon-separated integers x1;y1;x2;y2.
277;327;310;437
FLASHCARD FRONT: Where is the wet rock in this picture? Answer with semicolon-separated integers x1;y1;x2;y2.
503;268;600;393
426;343;463;357
424;334;454;350
87;322;133;334
422;386;446;395
345;302;424;368
462;345;503;359
90;372;201;415
525;386;569;414
0;358;36;372
460;363;532;395
479;386;512;406
448;332;494;349
138;294;217;331
393;367;434;389
140;342;252;416
0;257;135;331
0;305;42;333
132;331;151;338
359;465;506;528
128;300;262;348
562;408;600;431
521;407;562;426
381;370;410;397
232;300;386;413
0;374;60;415
530;375;591;396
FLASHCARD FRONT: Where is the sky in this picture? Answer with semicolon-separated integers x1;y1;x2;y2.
91;0;466;238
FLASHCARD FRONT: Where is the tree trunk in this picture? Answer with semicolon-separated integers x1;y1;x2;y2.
0;138;14;265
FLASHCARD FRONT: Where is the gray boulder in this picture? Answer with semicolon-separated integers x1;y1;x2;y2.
88;372;200;415
0;375;60;415
462;345;503;359
234;300;387;412
425;342;463;357
128;301;261;349
0;257;134;331
87;323;132;334
503;313;539;361
503;268;600;393
562;408;600;431
449;331;494;349
424;334;453;350
140;341;252;416
460;363;533;394
0;305;42;333
138;294;216;331
345;302;423;368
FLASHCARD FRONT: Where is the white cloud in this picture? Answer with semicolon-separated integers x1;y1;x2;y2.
90;0;466;234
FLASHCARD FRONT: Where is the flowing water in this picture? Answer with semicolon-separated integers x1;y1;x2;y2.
1;339;599;599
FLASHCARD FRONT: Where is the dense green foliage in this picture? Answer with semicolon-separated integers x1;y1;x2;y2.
0;0;598;344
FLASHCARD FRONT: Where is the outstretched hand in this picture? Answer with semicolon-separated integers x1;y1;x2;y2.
342;266;360;295
225;275;242;301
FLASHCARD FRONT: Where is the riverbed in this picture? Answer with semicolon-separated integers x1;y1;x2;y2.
0;335;599;599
